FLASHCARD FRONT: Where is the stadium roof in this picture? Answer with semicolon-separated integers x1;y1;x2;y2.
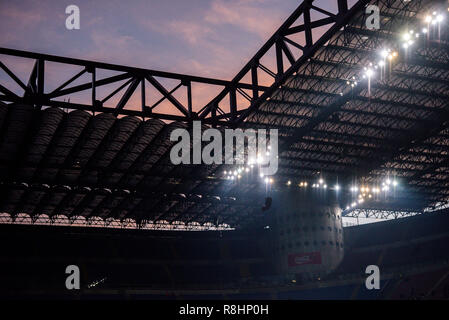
0;0;448;229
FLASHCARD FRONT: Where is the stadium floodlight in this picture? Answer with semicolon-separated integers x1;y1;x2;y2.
436;14;443;22
425;15;432;23
365;68;373;78
335;184;340;191
393;180;398;187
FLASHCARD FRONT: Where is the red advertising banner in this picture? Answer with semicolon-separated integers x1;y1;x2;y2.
288;252;322;267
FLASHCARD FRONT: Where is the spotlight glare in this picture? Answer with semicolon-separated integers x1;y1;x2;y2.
425;15;432;23
335;184;340;191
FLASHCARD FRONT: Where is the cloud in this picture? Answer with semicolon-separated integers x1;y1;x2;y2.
204;0;283;40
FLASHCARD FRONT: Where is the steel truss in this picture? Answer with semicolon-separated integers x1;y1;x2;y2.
0;212;234;231
344;207;422;219
1;0;449;228
0;0;369;125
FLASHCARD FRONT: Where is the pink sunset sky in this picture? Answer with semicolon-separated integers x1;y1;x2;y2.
0;0;341;115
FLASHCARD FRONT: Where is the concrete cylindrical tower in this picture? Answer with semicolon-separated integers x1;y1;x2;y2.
272;188;344;281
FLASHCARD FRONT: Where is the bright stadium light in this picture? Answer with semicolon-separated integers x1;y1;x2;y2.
365;68;373;78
